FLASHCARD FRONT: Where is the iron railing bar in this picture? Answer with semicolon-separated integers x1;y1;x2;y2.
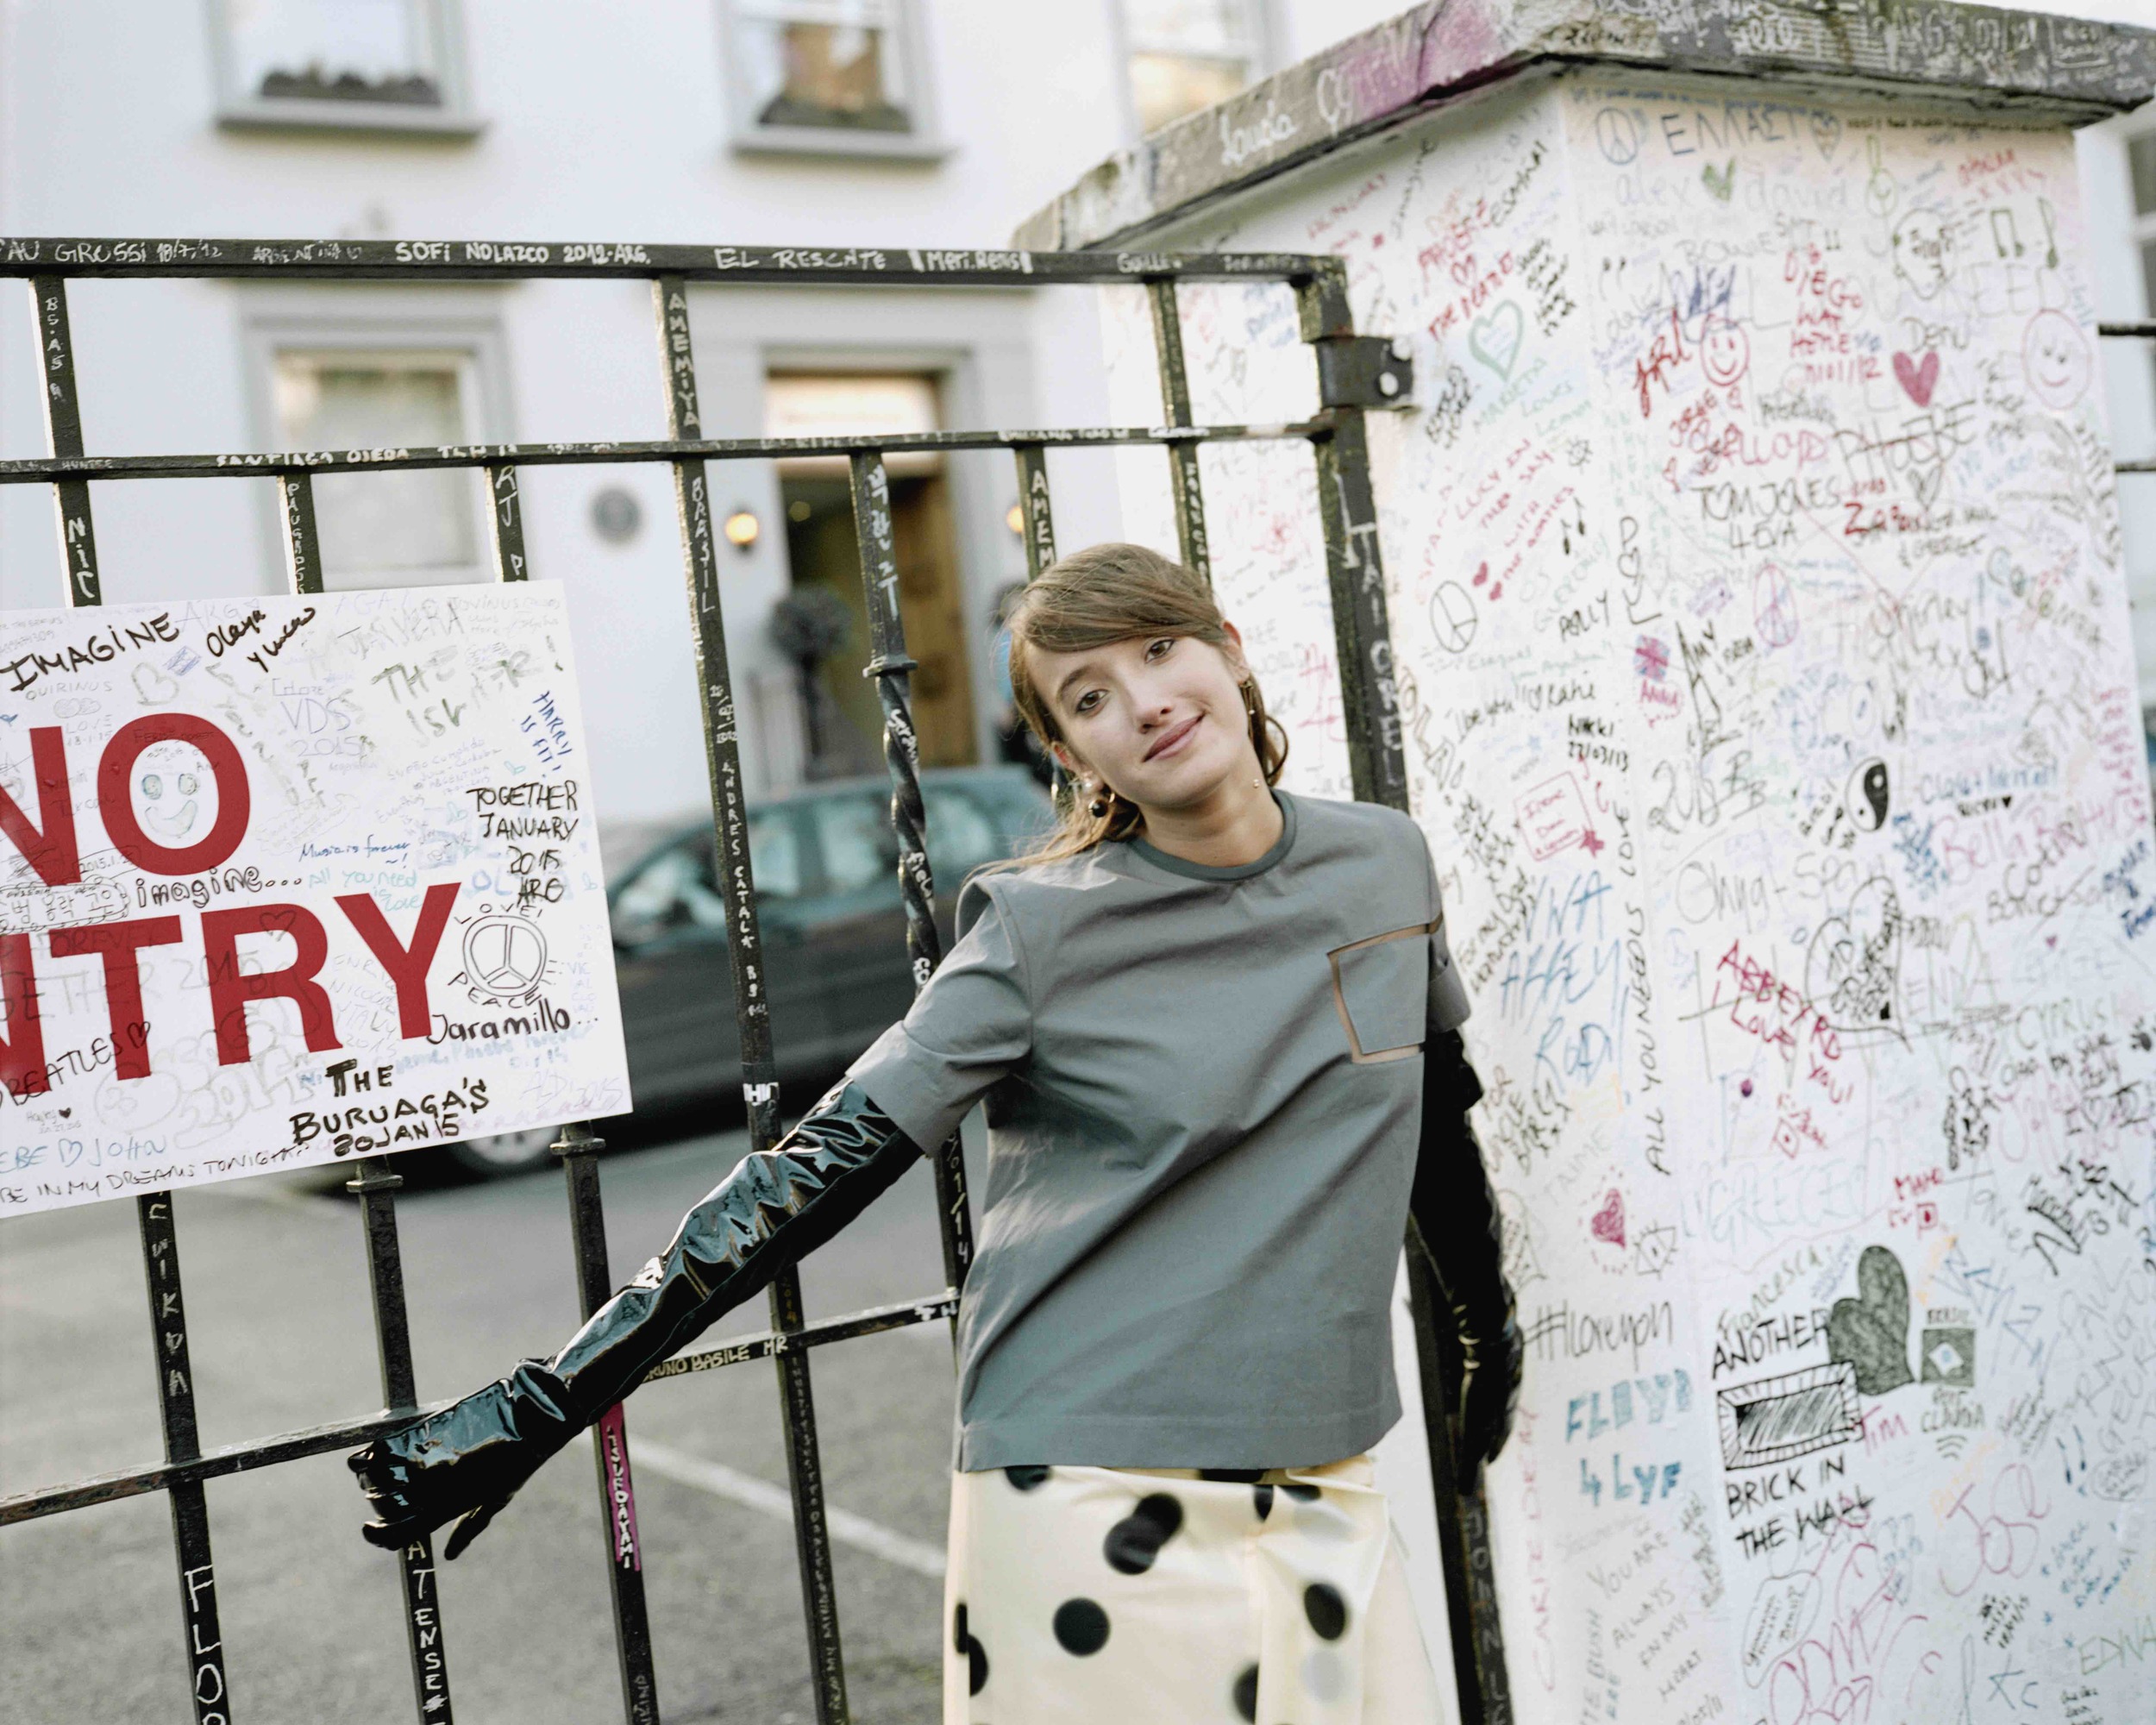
137;1197;234;1725
1297;268;1409;815
0;419;1336;486
641;1291;962;1382
2097;320;2154;337
274;467;460;1723
653;273;850;1725
848;451;975;1344
479;453;662;1724
1;1291;964;1527
1145;277;1212;581
1295;256;1509;1724
348;1161;457;1724
484;462;529;581
1011;444;1056;580
0;239;1327;286
551;1125;661;1725
2119;458;2154;474
31;272;234;1725
28;276;100;604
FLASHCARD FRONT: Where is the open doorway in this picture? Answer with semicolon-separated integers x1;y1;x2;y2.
768;372;976;779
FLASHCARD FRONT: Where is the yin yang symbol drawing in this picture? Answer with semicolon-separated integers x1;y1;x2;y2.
1848;758;1890;831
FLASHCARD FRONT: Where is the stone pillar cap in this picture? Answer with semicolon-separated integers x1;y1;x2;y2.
1014;0;2156;252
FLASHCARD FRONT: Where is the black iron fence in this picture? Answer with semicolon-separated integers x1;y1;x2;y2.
0;238;1514;1725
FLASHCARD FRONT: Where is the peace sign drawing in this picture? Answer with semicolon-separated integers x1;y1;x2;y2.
463;915;550;1001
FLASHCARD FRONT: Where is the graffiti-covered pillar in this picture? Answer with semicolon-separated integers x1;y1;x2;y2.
1022;4;2156;1721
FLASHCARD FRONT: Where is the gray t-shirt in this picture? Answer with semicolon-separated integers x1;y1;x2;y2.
846;789;1471;1471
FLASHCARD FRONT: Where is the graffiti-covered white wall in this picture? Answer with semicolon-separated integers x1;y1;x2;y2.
1100;63;2156;1725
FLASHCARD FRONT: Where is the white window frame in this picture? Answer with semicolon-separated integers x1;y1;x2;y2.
239;303;514;589
1110;0;1278;143
2131;120;2156;319
206;0;484;137
718;0;948;162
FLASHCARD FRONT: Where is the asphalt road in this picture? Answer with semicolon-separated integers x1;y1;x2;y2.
0;1120;974;1724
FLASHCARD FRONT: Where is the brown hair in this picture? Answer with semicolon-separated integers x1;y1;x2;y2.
997;542;1288;869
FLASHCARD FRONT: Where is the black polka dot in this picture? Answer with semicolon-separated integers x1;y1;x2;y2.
1053;1597;1110;1655
1304;1581;1348;1640
952;1601;989;1694
1104;1492;1184;1575
1282;1482;1321;1502
1003;1465;1050;1491
1199;1467;1264;1483
1253;1483;1275;1521
1232;1662;1259;1720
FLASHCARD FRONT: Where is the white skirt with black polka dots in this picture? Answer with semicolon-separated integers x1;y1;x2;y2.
942;1452;1444;1723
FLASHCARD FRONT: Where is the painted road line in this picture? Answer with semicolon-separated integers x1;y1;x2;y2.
627;1436;946;1578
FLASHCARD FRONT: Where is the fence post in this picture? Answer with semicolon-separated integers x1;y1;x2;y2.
1144;277;1211;583
1296;260;1512;1725
275;467;461;1724
849;450;975;1327
28;272;235;1725
653;273;853;1725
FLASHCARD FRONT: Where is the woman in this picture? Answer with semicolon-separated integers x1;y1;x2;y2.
349;543;1521;1723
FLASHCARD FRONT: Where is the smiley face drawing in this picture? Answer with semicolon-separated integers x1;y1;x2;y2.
2021;310;2091;411
1700;316;1750;389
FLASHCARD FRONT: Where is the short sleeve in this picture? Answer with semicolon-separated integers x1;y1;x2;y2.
1417;825;1473;1032
843;875;1033;1150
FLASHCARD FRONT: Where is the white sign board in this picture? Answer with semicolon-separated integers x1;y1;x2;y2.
0;586;630;1214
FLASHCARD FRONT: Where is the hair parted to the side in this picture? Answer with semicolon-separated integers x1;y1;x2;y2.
994;542;1288;870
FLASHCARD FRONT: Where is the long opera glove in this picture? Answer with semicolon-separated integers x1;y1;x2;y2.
348;1081;919;1555
1407;1028;1523;1481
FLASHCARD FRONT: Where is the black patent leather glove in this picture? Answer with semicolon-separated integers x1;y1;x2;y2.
1408;1028;1522;1481
348;1081;921;1555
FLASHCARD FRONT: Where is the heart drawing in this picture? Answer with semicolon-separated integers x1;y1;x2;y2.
1828;1244;1915;1395
1589;1189;1626;1248
1467;301;1525;381
1702;158;1736;202
1893;349;1940;408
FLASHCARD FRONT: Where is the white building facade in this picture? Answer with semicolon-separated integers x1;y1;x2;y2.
0;0;1418;844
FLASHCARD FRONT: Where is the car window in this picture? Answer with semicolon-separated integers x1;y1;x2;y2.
747;810;804;899
611;843;725;945
924;785;1003;887
611;813;801;946
812;794;899;896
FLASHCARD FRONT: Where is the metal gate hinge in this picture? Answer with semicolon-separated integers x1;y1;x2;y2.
1315;336;1414;410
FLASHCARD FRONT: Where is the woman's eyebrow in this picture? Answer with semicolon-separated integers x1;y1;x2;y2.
1053;661;1103;707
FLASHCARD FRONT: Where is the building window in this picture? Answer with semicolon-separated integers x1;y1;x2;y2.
210;0;480;135
723;0;943;159
1121;0;1265;137
2133;129;2156;322
270;349;486;586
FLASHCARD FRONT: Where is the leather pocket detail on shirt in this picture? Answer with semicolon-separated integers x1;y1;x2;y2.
1327;923;1433;1065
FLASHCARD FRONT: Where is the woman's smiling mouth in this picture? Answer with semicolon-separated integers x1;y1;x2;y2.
1144;714;1201;762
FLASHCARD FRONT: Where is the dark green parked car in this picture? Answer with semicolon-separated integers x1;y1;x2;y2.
447;766;1053;1174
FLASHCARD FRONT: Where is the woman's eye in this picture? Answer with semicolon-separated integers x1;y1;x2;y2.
1146;637;1175;660
1075;691;1102;714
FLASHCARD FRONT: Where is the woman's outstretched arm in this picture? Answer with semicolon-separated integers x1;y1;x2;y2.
348;1080;920;1556
1407;1026;1523;1481
349;875;1031;1556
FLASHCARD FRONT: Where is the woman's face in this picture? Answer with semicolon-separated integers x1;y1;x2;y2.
1033;626;1257;812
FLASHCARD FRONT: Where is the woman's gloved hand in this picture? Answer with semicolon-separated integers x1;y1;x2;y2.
1409;1028;1523;1481
347;1081;922;1555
